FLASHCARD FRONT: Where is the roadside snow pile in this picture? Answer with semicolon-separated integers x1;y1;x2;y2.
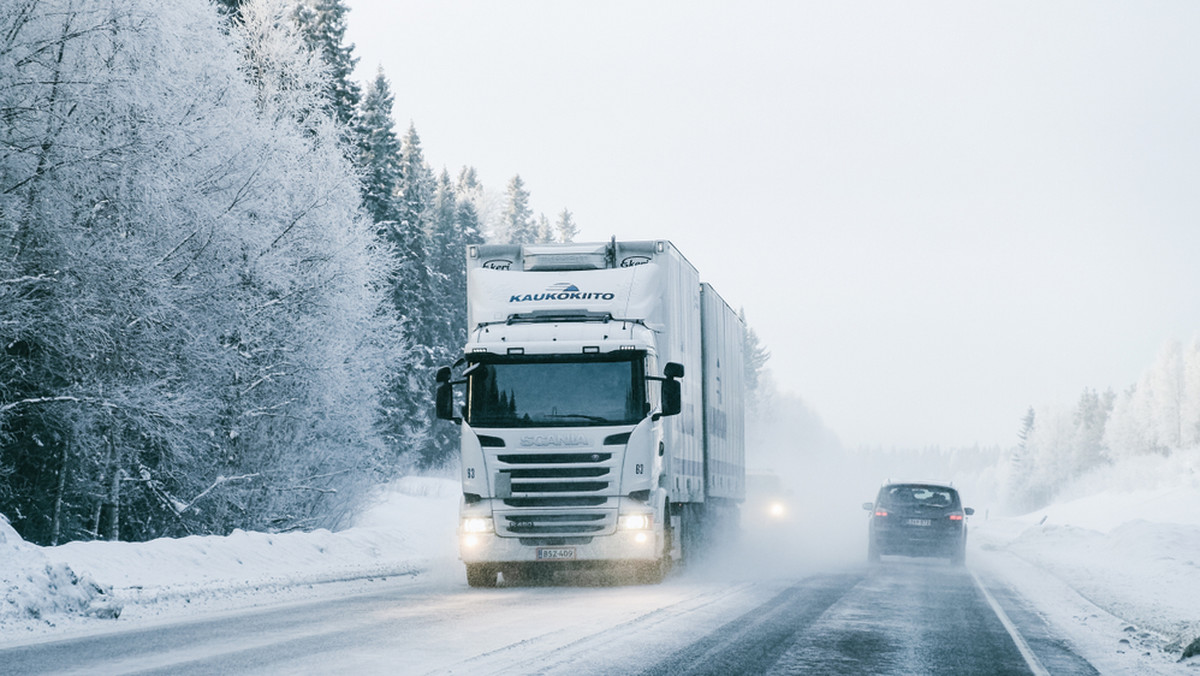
0;476;459;640
974;450;1200;658
1;514;119;623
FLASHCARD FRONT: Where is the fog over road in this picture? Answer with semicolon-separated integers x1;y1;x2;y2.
1;558;1097;676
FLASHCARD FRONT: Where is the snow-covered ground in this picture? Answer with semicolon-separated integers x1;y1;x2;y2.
3;457;1199;668
971;450;1200;669
1;475;462;644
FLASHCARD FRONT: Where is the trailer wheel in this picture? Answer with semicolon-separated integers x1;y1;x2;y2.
465;563;498;588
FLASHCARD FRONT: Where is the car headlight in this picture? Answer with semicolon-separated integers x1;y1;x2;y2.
461;517;494;534
619;514;652;530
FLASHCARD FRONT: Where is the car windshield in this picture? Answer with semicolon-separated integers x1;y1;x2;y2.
465;354;646;428
880;485;959;509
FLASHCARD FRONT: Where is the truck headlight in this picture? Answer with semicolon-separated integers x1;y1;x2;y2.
461;517;494;534
618;514;652;530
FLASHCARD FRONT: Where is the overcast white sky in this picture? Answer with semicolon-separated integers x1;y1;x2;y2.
345;1;1200;450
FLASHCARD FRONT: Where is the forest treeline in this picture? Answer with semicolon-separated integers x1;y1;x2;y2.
998;337;1200;512
0;0;591;545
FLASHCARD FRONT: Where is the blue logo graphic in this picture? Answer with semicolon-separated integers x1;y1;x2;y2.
509;282;615;303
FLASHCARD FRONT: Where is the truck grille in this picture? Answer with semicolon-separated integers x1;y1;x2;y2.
496;452;613;495
493;448;617;537
504;513;608;535
497;510;615;536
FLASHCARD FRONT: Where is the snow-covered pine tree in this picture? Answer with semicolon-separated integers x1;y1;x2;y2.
740;309;770;413
393;124;434;335
1184;338;1200;447
356;68;403;226
293;0;362;133
503;175;536;244
556;208;579;243
213;0;248;19
1071;387;1113;473
457;166;500;241
535;213;553;243
1001;407;1038;511
374;123;442;466
423;171;470;465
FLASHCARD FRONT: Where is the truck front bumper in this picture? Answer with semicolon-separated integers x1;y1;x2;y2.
459;529;662;564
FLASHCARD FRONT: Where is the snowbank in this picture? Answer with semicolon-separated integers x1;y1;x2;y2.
0;476;460;643
973;450;1200;660
1;513;118;623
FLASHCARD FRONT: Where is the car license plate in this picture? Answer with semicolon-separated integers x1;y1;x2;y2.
536;547;576;561
906;518;932;527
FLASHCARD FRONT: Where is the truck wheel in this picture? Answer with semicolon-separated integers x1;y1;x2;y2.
466;564;498;588
635;560;665;584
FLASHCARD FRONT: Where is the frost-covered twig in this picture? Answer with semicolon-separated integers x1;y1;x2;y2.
179;473;260;513
0;395;119;414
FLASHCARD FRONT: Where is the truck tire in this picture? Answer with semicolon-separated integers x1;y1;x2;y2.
635;508;673;584
465;563;498;588
634;558;668;584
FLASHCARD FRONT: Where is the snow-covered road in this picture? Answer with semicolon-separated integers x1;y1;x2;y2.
3;472;1199;674
0;563;1089;675
3;552;1192;675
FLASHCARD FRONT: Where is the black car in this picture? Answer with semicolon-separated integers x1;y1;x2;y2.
863;482;974;565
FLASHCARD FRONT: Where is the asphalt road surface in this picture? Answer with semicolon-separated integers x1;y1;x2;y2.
0;559;1099;675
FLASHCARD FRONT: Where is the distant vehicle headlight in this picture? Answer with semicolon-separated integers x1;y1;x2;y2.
768;501;787;519
619;514;652;530
461;517;494;534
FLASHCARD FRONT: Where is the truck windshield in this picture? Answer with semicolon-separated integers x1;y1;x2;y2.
466;354;647;428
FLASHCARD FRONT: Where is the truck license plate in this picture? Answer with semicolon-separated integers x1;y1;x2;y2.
536;547;576;561
906;518;932;527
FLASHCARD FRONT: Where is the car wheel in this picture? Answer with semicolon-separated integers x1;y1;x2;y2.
950;543;966;566
867;537;881;563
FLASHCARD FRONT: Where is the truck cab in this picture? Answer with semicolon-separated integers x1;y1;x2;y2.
436;240;742;587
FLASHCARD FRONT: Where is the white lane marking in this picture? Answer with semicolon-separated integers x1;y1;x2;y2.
971;570;1051;676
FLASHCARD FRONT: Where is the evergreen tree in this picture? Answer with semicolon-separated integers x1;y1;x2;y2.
293;0;362;131
423;169;485;466
739;309;770;412
457;166;497;241
213;0;248;19
356;68;402;226
1069;388;1112;478
377;123;440;466
556;208;579;243
503;175;536;244
394;124;434;321
535;213;553;243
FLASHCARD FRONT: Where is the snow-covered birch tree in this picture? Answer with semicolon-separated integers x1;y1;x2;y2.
1;0;397;543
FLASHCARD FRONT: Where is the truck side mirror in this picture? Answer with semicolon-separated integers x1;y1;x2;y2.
661;376;682;417
434;366;457;422
663;362;684;379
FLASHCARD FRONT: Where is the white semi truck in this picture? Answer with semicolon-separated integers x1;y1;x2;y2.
435;239;745;586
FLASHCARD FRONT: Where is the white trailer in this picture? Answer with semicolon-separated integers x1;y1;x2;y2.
435;239;745;586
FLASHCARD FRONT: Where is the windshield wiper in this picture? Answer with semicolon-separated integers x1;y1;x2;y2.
546;413;611;423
